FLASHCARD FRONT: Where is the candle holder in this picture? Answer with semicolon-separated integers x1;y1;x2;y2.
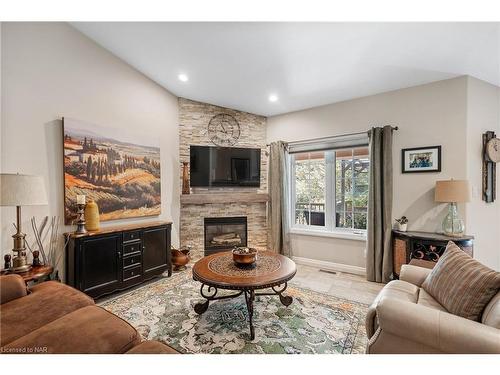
75;203;87;234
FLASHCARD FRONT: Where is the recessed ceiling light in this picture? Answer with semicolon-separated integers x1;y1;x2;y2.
269;94;278;102
178;73;189;82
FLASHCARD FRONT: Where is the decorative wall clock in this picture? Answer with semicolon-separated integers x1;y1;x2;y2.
207;114;241;146
482;131;497;203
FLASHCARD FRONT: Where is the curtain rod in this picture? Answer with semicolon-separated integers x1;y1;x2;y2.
266;126;398;147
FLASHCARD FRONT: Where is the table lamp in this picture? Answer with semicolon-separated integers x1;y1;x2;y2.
435;179;470;237
0;173;48;272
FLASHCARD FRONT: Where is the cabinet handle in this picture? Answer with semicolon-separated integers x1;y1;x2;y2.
117;251;122;259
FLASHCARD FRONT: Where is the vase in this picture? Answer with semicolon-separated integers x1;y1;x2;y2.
398;223;408;232
182;162;190;195
84;199;100;231
171;248;191;271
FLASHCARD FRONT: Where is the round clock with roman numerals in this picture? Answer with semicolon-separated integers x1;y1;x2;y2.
486;137;500;163
207;114;241;146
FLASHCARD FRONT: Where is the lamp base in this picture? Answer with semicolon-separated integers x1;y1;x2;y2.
9;263;32;273
442;202;465;237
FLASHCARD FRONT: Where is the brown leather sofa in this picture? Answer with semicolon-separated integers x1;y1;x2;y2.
0;274;178;354
366;264;500;354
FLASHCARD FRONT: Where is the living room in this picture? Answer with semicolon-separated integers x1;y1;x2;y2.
1;0;499;373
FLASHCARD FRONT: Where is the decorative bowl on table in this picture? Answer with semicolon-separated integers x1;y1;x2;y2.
232;247;258;267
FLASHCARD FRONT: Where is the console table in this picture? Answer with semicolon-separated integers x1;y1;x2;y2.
65;221;172;299
392;230;474;278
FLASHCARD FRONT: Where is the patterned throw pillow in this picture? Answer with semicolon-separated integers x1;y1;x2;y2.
422;241;500;321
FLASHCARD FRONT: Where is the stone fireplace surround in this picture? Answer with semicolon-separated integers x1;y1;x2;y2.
179;98;268;257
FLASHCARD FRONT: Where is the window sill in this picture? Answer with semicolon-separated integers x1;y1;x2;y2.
289;228;367;242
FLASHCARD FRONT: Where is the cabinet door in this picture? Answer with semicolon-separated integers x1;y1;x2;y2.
142;227;168;275
80;234;122;295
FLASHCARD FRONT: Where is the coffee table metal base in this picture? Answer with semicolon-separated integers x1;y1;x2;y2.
194;283;293;340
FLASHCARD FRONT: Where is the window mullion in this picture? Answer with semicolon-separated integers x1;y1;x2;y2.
325;151;335;231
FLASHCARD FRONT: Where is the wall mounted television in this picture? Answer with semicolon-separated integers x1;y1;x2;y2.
190;145;261;187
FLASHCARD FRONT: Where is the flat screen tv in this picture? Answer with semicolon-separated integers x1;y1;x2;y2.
190;145;261;187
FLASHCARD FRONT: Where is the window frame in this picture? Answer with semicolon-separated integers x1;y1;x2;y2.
289;147;369;240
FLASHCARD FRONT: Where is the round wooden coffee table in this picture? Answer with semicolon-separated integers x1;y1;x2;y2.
192;250;296;340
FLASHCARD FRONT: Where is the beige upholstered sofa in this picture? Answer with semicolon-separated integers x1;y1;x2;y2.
365;264;500;354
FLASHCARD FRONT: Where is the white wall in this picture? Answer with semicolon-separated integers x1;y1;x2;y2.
268;77;473;269
0;23;180;277
465;77;500;270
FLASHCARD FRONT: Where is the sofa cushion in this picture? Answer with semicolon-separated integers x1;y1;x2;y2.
422;242;500;321
125;340;180;354
0;281;94;346
417;289;447;312
481;292;500;329
2;306;141;354
0;274;28;304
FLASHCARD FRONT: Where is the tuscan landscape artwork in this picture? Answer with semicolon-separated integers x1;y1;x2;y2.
63;118;161;224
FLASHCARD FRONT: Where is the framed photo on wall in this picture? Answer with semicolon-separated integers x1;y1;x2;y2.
402;145;441;173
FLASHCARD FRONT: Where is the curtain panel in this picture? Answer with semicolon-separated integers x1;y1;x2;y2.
267;141;291;256
366;126;394;283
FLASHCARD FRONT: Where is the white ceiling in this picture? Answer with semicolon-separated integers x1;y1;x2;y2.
71;22;500;117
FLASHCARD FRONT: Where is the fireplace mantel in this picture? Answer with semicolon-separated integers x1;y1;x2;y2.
180;192;269;205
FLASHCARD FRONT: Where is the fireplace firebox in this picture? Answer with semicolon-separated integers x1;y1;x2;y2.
204;217;247;256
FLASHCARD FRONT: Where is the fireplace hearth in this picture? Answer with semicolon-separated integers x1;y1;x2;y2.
204;217;247;256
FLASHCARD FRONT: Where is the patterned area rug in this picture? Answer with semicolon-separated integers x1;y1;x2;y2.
99;266;368;354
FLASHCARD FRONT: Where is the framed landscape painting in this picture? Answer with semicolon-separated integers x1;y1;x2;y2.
402;145;441;173
63;117;161;224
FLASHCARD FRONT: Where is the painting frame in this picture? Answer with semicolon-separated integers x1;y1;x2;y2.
401;145;441;173
62;117;161;224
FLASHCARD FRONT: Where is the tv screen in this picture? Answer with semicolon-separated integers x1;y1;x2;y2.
190;146;261;187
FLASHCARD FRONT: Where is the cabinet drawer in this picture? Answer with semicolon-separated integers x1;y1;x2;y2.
123;242;141;255
123;253;142;269
123;230;141;243
123;265;141;281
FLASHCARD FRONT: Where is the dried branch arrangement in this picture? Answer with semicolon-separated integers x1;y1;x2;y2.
15;215;68;279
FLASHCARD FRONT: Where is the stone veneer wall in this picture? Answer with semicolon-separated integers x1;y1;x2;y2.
179;98;268;255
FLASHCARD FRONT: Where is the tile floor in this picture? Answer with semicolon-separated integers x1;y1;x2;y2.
290;263;384;305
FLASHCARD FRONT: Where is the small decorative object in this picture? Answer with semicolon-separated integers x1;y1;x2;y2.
0;174;48;273
75;195;87;234
395;216;408;231
182;162;190;195
63;117;161;224
232;247;258;267
84;198;100;231
207;113;241;146
435;179;470;237
482;131;498;203
171;246;191;271
32;250;41;266
4;254;12;270
402;146;441;173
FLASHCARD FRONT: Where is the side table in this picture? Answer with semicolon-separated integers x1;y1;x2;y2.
0;265;54;284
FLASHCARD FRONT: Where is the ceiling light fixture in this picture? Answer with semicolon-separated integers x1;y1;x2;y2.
269;94;278;102
178;73;189;82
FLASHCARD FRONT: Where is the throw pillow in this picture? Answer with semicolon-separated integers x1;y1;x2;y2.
422;241;500;321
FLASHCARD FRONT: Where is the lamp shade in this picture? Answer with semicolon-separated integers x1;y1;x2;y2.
435;179;470;203
0;174;48;206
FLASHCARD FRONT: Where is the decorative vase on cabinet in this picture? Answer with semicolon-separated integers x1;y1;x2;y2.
182;162;190;195
84;199;100;231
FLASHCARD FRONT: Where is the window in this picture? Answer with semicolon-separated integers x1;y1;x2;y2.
290;146;369;235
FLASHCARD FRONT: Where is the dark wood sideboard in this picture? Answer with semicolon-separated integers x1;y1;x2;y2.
65;221;172;299
392;230;474;278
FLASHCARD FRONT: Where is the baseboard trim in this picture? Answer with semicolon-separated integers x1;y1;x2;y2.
292;256;366;276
